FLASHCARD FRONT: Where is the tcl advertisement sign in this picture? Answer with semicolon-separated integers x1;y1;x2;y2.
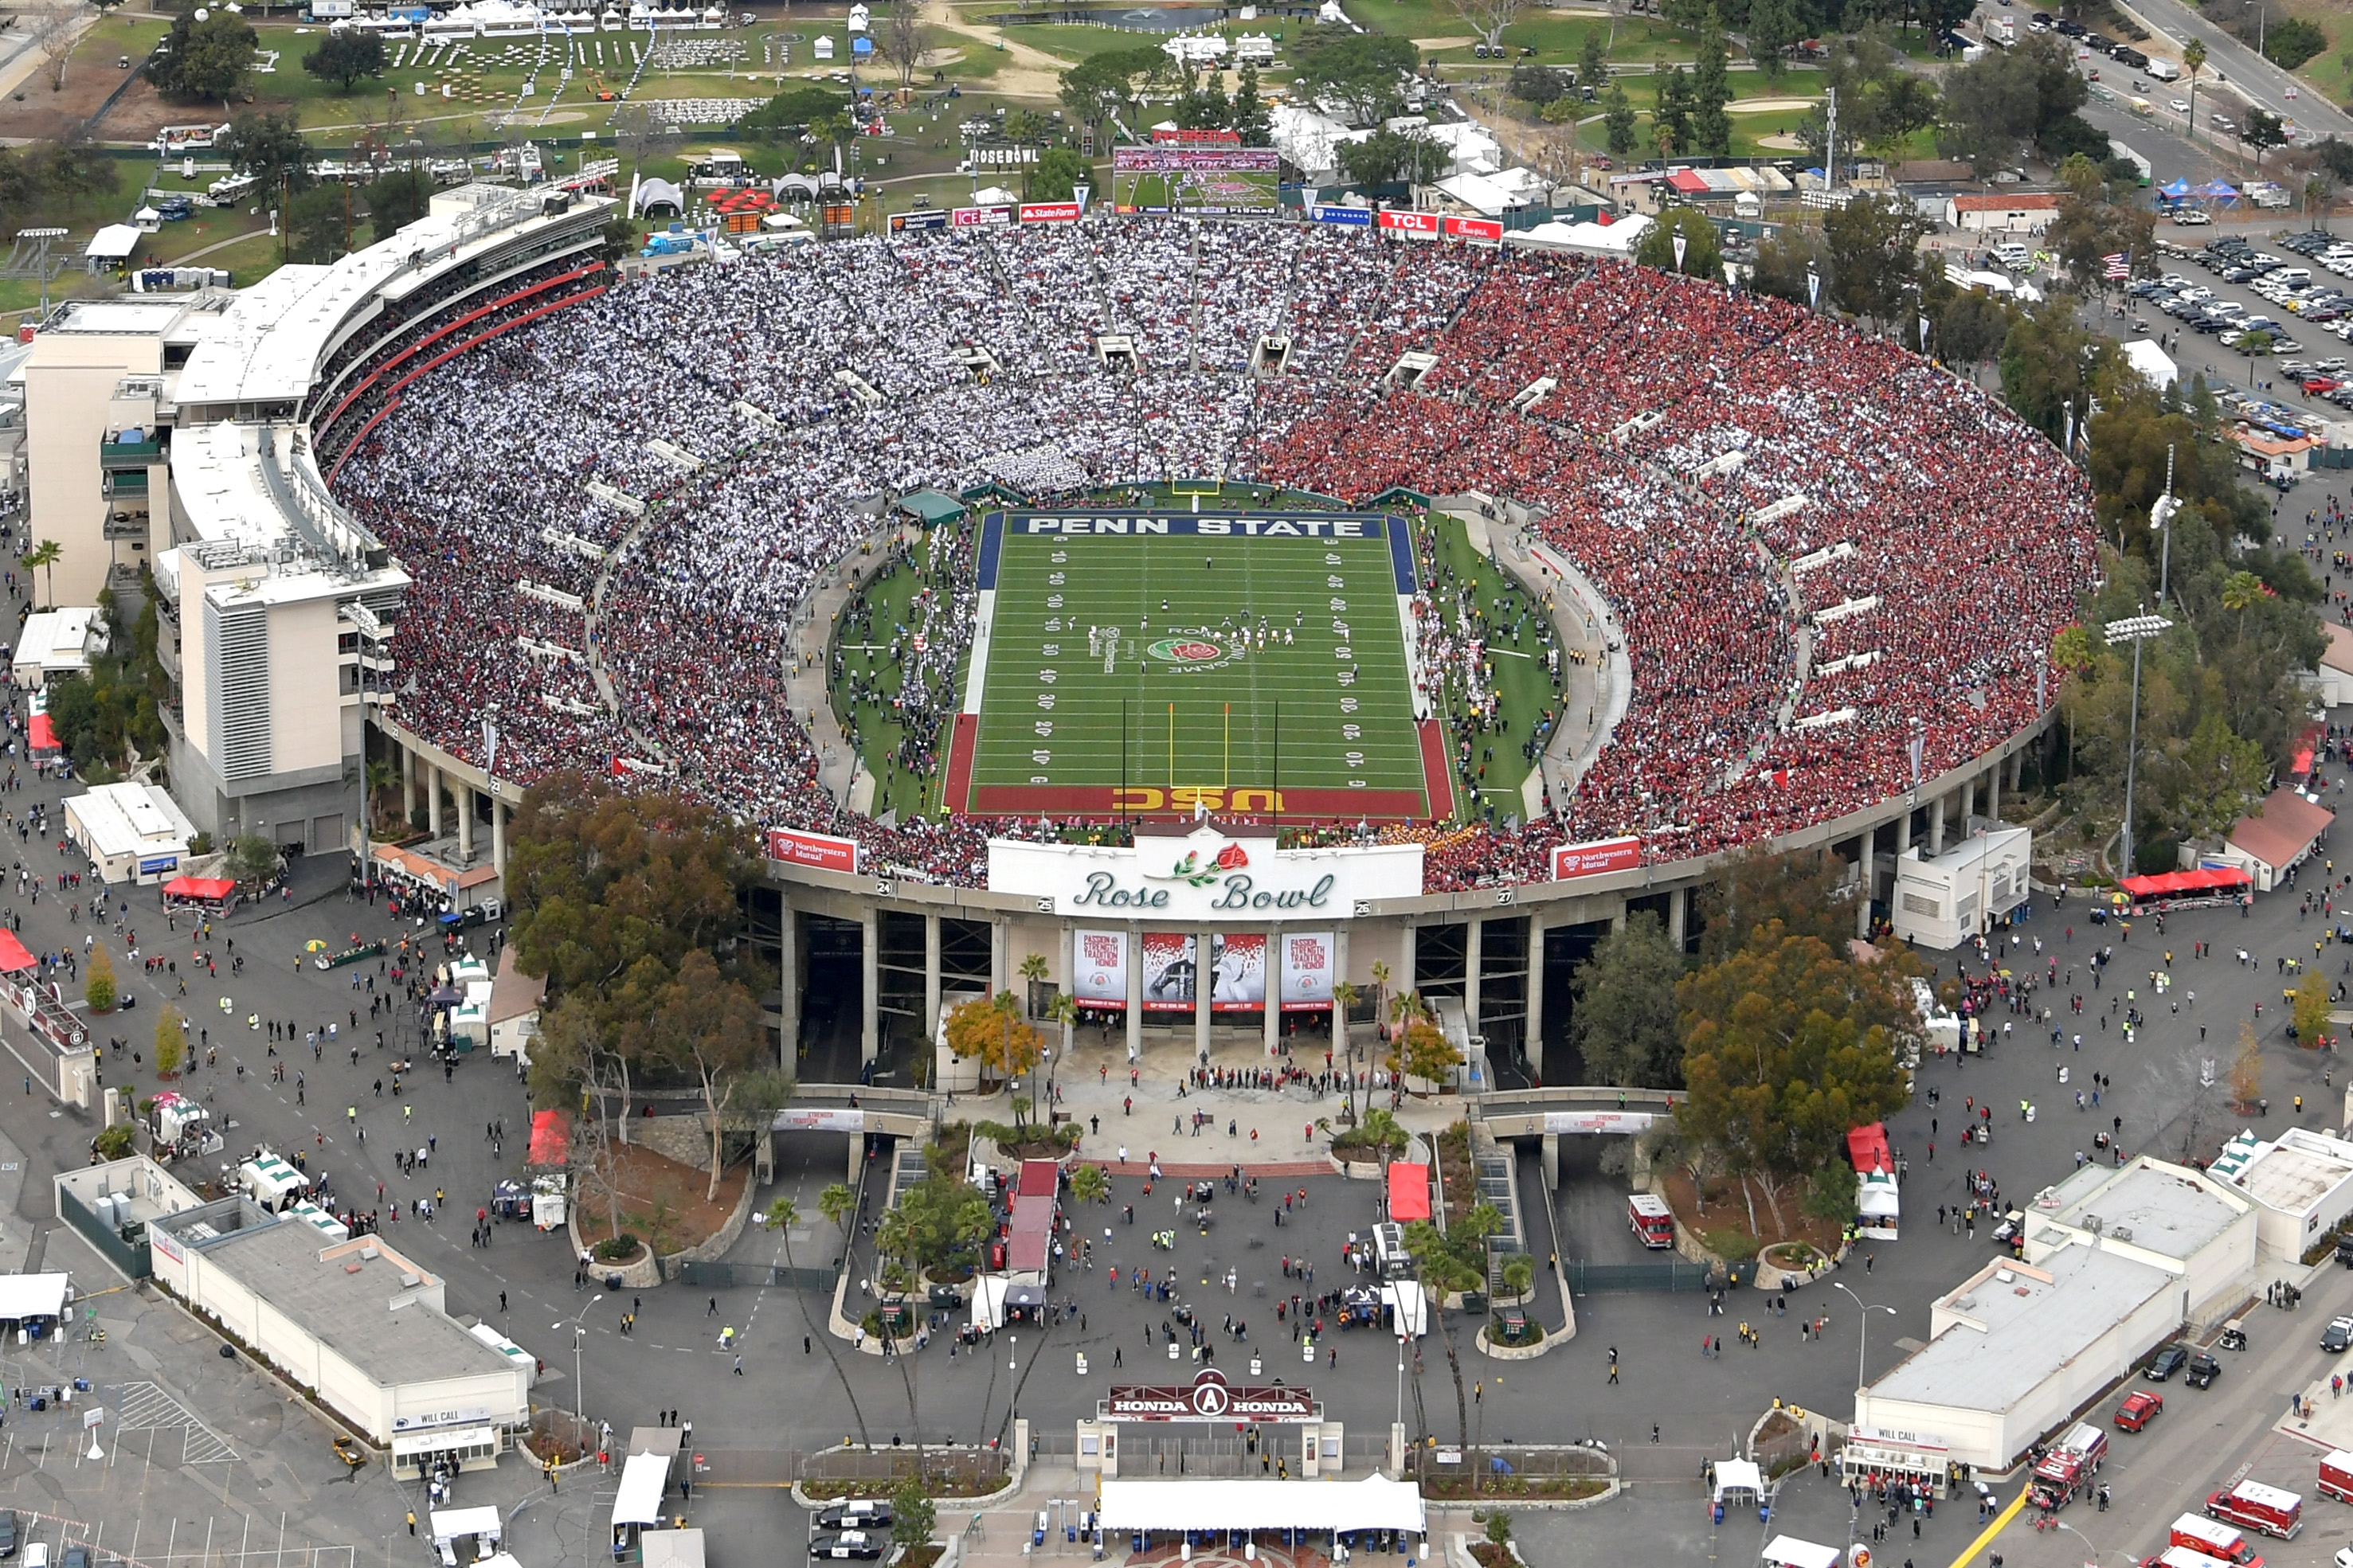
1443;215;1504;242
951;204;1015;228
1376;209;1442;236
1550;835;1643;882
766;827;860;874
1020;201;1083;223
1105;1372;1317;1421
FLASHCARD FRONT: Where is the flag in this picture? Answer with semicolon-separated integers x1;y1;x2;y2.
2103;250;2129;281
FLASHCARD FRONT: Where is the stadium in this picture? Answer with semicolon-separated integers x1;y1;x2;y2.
98;184;2097;1089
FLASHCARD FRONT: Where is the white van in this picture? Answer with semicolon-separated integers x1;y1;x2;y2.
1993;240;2032;268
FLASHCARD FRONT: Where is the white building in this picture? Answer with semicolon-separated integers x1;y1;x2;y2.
10;607;102;686
2222;786;2335;893
2320;623;2353;710
1889;826;2033;949
2020;1155;2258;1319
2210;1127;2353;1265
64;781;198;886
147;1195;527;1456
1854;1245;2187;1472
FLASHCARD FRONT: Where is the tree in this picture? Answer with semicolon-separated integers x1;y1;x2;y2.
1578;27;1609;95
1447;0;1525;56
364;166;434;243
1936;32;2085;173
145;8;256;105
2244;108;2288;170
891;1167;993;1276
221;111;314;197
1674;922;1916;1232
154;1006;186;1079
1653;65;1694;155
1507;61;1568;108
1822;193;1925;328
1069;1162;1110;1205
1748;221;1829;304
878;0;928;93
1290;28;1419;126
640;950;775;1200
2182;37;2206;141
287;186;349;266
889;1474;938;1551
1390;998;1463;1088
1935;287;2013;370
1635;206;1723;279
738;83;857;139
2230;1019;2263;1112
1333;980;1361;1124
29;10;74;95
1694;847;1854;964
19;539;57;608
1690;16;1732;158
84;944;115;1015
302;29;385;93
1232;62;1273;147
2261;16;2327;69
1799;1159;1858;1229
1603;84;1638;155
1339;125;1450;188
769;1198;871;1447
225;834;280;890
1485;1514;1514;1549
943;993;1043;1110
1569;913;1684;1087
1748;0;1799;76
2296;970;2332;1050
1058;47;1163;149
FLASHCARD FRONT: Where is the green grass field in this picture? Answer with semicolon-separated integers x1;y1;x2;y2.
957;514;1438;819
1112;162;1279;213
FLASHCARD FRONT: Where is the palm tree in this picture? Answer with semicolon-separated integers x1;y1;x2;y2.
1017;952;1049;1015
21;539;59;609
1332;980;1361;1125
1044;992;1078;1109
1069;1162;1110;1205
2183;37;2206;143
769;1197;872;1448
2222;569;2264;636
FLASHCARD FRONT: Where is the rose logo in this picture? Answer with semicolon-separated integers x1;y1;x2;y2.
1212;843;1250;872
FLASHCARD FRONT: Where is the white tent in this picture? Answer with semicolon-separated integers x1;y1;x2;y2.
1858;1170;1899;1240
970;1276;1009;1331
0;1274;71;1323
2123;338;2179;390
613;1450;671;1527
1711;1459;1763;1505
1762;1538;1842;1568
429;1507;502;1550
1380;1279;1427;1337
1098;1476;1425;1535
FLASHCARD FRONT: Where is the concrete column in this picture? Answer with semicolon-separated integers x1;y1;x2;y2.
1929;795;1948;857
1464;918;1485;1038
1608;902;1627;936
427;762;443;839
1541;1132;1560;1190
991;918;1010;996
1126;925;1143;1062
1194;927;1213;1062
1961;776;1978;827
1059;921;1075;1022
860;907;880;1066
491;799;507;878
848;1135;862;1183
1523;912;1547;1081
1263;927;1281;1056
1398;923;1417;997
1987;764;2003;824
1666;887;1686;951
777;896;801;1069
456;784;476;864
1855;827;1874;940
401;745;416;825
923;913;943;1040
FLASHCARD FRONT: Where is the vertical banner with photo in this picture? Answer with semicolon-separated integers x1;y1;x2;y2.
1139;933;1199;1011
1072;929;1130;1009
1207;933;1267;1011
1282;932;1336;1011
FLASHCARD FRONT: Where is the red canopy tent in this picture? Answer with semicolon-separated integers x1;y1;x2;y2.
528;1109;571;1167
1387;1161;1432;1223
1846;1122;1892;1175
25;713;57;758
161;876;237;904
0;929;34;974
2118;867;2253;898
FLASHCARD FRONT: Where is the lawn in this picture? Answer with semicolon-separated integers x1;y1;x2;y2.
953;510;1441;822
1414;512;1562;810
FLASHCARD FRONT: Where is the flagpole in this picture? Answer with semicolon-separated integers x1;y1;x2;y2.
1223;702;1231;795
1168;702;1175;796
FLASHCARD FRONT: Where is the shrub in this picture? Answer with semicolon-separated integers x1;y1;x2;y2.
84;944;115;1014
592;1234;641;1261
2265;15;2328;68
1701;1227;1760;1261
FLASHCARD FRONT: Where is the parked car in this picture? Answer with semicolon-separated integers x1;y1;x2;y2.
2187;1351;2222;1387
2147;1343;2191;1380
810;1533;887;1561
2320;1316;2353;1352
2116;1390;2164;1431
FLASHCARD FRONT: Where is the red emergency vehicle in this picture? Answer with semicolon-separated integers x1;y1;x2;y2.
2169;1513;2263;1567
2206;1482;2303;1539
2030;1423;2109;1510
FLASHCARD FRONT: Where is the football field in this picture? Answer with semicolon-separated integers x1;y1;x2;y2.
942;510;1450;821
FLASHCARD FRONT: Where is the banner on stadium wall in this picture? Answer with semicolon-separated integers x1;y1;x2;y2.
1376;209;1443;237
952;204;1016;228
1205;933;1266;1011
1550;835;1644;882
1443;215;1504;243
774;1108;866;1133
766;827;860;874
1020;201;1083;224
1544;1110;1656;1136
1140;933;1199;1011
1073;929;1130;1007
1281;931;1335;1011
890;209;950;233
1310;203;1373;226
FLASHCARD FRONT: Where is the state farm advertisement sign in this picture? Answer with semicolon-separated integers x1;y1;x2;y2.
1020;201;1083;223
1106;1370;1316;1421
1376;209;1442;236
767;827;859;874
1550;835;1643;882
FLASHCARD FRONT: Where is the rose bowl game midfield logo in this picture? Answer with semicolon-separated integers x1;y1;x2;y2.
1145;634;1233;669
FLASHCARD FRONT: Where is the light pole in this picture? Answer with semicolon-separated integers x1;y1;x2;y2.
569;1296;602;1446
2104;612;2175;878
2151;445;2181;606
1830;1282;1897;1395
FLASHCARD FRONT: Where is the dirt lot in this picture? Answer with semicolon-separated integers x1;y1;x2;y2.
577;1137;749;1257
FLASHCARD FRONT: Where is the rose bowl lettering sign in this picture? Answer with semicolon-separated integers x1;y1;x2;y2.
1105;1382;1317;1421
991;824;1421;922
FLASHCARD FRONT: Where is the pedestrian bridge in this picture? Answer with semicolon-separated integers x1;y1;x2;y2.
1477;1085;1678;1140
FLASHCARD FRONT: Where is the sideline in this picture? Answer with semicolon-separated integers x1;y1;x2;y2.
1945;1485;2030;1568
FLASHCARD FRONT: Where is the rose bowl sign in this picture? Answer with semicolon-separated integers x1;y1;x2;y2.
1103;1369;1317;1421
990;824;1422;922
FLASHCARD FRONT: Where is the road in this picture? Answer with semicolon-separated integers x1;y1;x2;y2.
2100;0;2353;143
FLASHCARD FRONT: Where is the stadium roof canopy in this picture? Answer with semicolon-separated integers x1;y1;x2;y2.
898;490;966;526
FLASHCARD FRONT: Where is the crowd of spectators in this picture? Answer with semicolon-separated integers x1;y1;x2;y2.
327;224;2097;893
